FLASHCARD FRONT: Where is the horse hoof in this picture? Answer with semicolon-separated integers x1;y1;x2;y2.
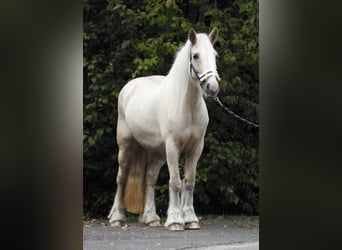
147;220;161;227
168;223;184;231
110;221;126;227
185;222;200;230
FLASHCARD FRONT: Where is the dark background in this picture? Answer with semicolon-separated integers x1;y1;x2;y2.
83;0;259;218
1;0;342;250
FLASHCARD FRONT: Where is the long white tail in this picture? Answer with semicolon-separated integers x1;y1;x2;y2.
123;146;148;214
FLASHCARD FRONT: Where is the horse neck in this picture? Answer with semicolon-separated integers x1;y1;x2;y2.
162;43;203;114
185;78;203;110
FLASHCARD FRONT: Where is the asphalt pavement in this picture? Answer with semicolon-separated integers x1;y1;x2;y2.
83;216;259;250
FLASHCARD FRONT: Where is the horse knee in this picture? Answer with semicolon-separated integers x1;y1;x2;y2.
169;180;182;192
183;181;195;191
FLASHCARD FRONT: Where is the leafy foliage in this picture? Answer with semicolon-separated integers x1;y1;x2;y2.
84;0;259;218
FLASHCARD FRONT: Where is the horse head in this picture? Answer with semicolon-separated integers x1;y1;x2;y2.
189;27;220;97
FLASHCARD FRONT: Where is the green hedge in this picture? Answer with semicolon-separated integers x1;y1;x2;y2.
84;0;259;218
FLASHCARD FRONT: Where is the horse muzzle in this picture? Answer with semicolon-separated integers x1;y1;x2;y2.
204;76;219;97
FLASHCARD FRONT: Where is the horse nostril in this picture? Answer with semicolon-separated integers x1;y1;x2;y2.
207;83;216;93
207;84;214;93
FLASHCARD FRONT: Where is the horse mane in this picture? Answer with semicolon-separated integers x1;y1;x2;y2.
161;34;217;110
162;40;192;104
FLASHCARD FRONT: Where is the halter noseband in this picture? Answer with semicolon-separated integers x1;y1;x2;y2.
189;51;220;87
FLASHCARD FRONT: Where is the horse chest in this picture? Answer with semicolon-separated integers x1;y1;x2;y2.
166;113;207;150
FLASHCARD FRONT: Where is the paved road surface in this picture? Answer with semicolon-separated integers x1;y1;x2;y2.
83;216;259;250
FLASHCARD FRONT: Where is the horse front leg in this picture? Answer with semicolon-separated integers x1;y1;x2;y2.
164;139;184;231
181;140;204;229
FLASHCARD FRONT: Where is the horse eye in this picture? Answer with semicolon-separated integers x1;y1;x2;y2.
193;54;199;60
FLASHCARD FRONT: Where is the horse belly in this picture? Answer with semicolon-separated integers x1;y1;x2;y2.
124;77;164;151
127;112;164;152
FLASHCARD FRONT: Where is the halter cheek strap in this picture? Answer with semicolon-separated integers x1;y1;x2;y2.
189;52;220;86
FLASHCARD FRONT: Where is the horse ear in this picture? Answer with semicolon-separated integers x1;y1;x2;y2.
208;27;219;44
188;28;197;45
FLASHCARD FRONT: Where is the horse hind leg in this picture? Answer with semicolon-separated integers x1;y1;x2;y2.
108;140;132;226
140;153;165;227
108;112;136;226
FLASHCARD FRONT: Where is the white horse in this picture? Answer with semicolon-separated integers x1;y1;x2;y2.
108;27;220;231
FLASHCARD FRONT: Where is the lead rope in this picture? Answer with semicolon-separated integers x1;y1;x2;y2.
213;96;260;128
189;51;258;128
